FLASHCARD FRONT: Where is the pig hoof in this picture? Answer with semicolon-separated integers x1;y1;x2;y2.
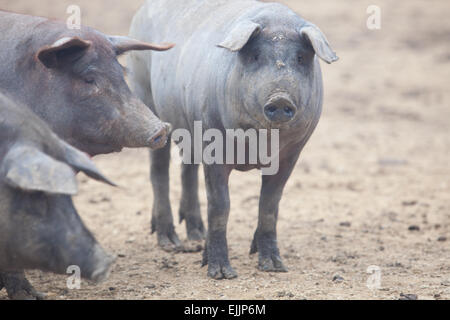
258;256;288;273
157;231;182;252
179;210;206;242
187;227;206;242
0;272;46;300
153;219;183;252
181;240;203;253
207;264;238;280
250;233;288;273
8;287;46;300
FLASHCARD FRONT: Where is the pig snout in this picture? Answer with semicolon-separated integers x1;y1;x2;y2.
82;244;115;283
120;99;171;150
148;122;171;150
123;121;171;150
263;93;297;124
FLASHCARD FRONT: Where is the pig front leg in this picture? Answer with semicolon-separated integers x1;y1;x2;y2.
179;163;206;245
150;138;182;252
0;271;45;300
202;164;237;279
250;149;301;272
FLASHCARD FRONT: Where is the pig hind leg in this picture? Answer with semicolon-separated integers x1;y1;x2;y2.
179;163;205;248
0;271;46;300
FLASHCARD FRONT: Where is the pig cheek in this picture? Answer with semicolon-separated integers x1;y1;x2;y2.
246;81;272;124
235;69;265;121
78;90;116;134
91;104;123;147
22;195;86;273
297;76;315;114
5;193;51;269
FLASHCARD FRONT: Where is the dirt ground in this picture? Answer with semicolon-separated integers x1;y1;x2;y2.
0;0;449;300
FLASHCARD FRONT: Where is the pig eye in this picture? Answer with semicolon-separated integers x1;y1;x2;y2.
253;53;260;62
84;77;96;85
297;55;304;64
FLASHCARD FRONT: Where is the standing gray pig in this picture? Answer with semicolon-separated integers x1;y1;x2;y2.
0;11;174;156
128;0;338;279
0;92;116;299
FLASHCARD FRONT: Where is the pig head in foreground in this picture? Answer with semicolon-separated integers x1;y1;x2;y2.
0;11;174;156
129;0;338;279
0;93;115;299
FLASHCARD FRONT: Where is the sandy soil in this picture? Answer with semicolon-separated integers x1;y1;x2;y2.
0;0;449;300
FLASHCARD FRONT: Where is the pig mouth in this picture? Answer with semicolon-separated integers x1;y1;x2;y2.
70;140;123;157
242;103;268;130
85;244;116;283
86;144;122;157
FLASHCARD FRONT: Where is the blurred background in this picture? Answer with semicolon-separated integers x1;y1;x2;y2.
0;0;449;300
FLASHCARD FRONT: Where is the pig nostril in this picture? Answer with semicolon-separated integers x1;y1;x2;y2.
265;105;277;115
264;100;296;123
284;106;294;117
269;107;276;114
149;126;169;147
152;134;163;144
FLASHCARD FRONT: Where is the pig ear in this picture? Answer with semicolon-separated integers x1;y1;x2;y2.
108;36;175;55
37;37;91;69
299;23;338;64
0;145;78;195
61;141;117;187
218;20;261;52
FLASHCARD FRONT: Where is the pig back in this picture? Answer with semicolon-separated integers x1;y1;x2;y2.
140;0;263;127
